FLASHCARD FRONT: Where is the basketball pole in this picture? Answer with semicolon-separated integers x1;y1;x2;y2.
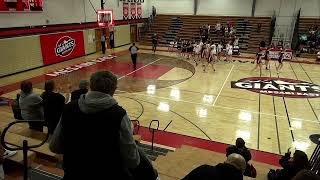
101;0;105;9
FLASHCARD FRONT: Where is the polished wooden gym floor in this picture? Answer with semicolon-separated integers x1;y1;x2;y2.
1;46;319;158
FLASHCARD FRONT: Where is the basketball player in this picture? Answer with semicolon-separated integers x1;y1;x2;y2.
276;51;285;73
264;48;270;70
204;43;217;72
225;42;233;63
202;42;211;71
186;41;194;60
217;42;223;61
193;41;202;66
251;50;263;72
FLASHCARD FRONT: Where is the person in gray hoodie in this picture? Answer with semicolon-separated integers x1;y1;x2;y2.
49;71;141;179
19;80;44;132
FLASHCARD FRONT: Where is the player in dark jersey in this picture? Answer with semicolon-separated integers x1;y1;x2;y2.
276;51;285;73
265;49;270;70
251;51;263;72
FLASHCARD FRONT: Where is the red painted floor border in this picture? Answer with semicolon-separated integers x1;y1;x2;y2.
137;126;281;167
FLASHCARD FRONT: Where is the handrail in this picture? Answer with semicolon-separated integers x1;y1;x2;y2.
148;120;160;152
1;120;49;151
0;120;49;180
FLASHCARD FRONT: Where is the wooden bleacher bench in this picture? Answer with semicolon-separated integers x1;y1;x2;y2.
6;150;36;166
155;145;278;180
4;132;58;160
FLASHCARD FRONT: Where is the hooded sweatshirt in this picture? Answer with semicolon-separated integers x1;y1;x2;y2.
19;92;44;121
50;91;140;169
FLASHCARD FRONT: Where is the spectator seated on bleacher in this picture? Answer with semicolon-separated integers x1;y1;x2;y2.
50;71;158;180
292;169;320;180
71;80;89;101
317;51;320;61
41;80;65;135
268;150;310;180
19;81;44;132
226;138;256;177
182;153;246;180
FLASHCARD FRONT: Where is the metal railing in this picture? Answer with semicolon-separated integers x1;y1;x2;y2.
0;120;49;180
148;120;159;152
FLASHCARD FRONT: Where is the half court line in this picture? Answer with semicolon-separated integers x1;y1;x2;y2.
117;58;163;80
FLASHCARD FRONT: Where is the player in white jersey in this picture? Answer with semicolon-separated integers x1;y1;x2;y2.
225;42;233;63
201;42;211;71
204;43;217;72
193;42;202;66
217;43;223;61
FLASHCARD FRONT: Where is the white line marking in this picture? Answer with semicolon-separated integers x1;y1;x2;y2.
115;90;320;124
212;65;234;107
117;58;163;80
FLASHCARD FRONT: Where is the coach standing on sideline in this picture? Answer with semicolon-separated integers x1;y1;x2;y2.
129;43;139;70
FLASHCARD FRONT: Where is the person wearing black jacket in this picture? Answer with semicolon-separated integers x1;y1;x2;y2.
70;80;89;101
182;153;246;180
268;149;309;180
41;80;65;134
226;138;254;177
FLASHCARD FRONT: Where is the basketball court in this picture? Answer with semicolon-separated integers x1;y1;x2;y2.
1;47;319;157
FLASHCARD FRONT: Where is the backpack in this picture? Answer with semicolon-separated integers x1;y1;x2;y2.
11;94;23;120
244;164;257;178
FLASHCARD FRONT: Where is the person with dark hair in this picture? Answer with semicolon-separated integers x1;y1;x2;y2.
252;50;264;72
152;33;158;54
71;80;89;101
182;153;246;180
268;149;310;180
101;34;106;54
19;80;44;132
41;80;65;134
109;31;115;54
276;51;285;73
129;43;139;70
50;71;150;179
226;138;255;177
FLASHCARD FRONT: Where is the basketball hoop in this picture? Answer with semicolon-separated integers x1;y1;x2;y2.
97;9;114;27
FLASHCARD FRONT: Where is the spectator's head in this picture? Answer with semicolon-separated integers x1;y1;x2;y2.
225;153;246;174
133;42;136;46
79;80;89;90
293;150;309;169
20;81;33;94
293;169;320;180
44;80;55;92
90;71;117;96
235;138;246;148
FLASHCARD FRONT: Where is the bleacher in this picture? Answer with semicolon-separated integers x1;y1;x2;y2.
141;15;272;53
297;18;320;58
298;18;320;34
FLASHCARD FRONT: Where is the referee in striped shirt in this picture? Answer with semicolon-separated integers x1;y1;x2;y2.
129;43;139;70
